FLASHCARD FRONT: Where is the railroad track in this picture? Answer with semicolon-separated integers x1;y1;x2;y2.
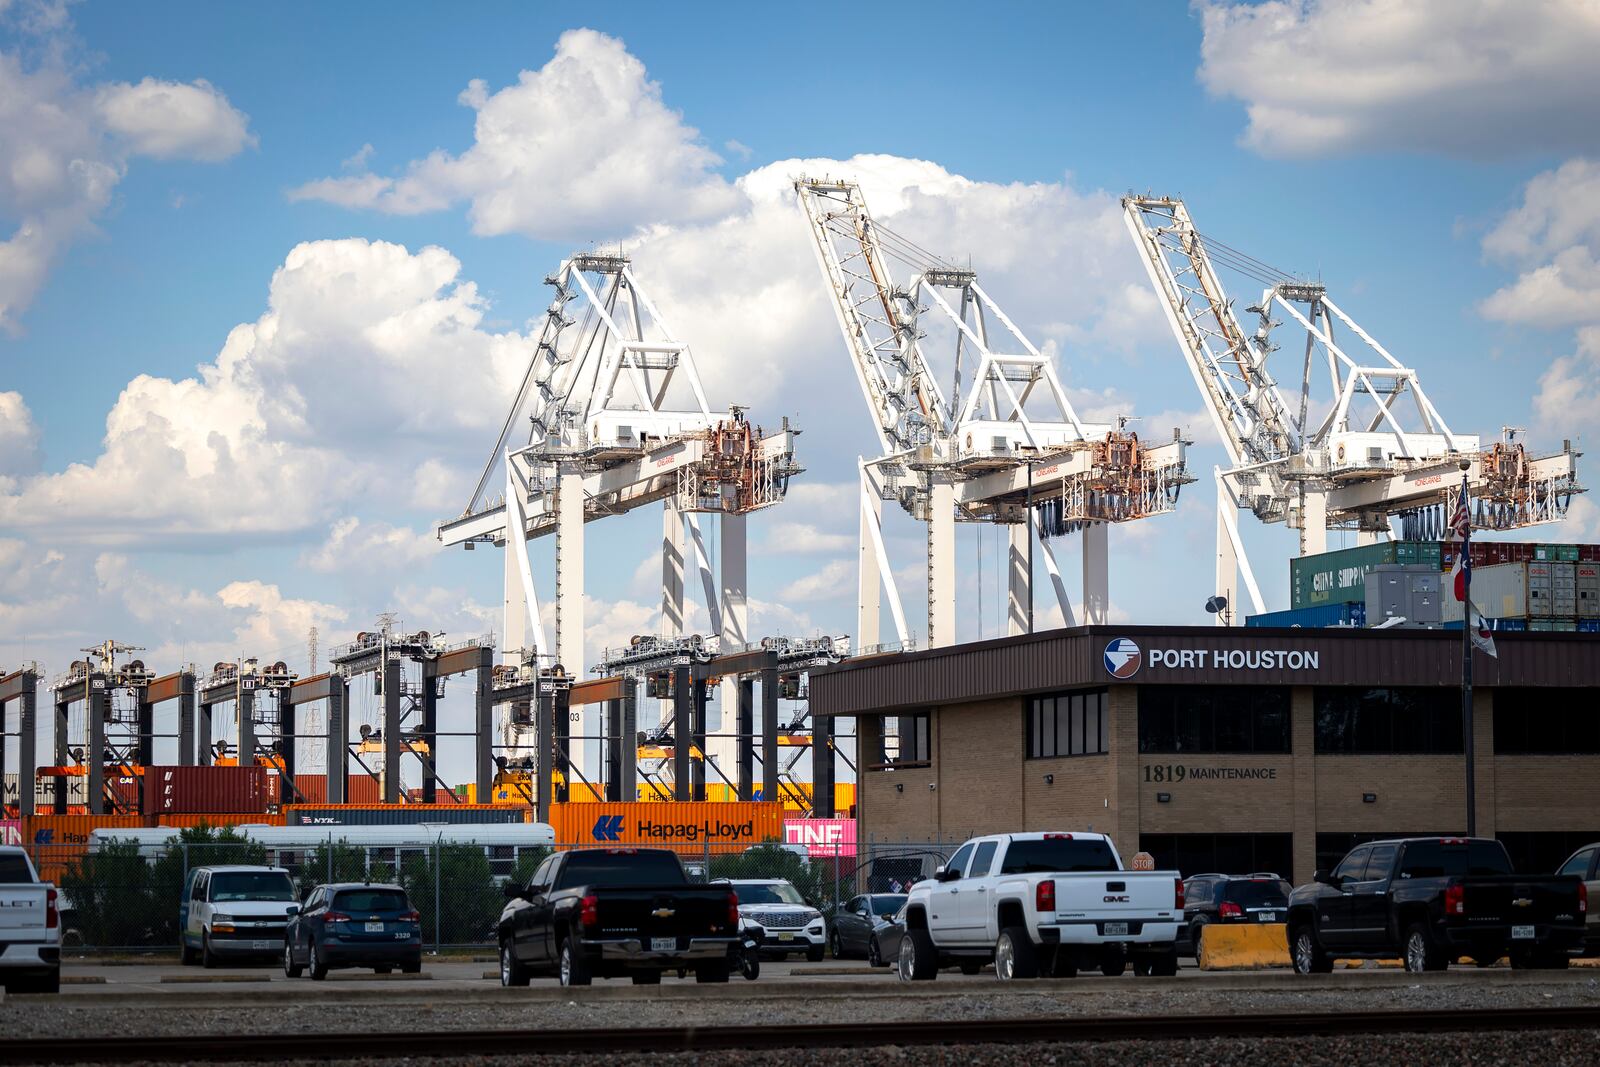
3;1006;1598;1062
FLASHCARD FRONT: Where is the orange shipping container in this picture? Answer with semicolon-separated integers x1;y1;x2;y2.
155;812;286;829
21;813;147;886
546;801;784;856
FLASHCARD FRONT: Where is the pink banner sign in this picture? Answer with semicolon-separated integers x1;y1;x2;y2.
0;820;20;846
783;817;856;859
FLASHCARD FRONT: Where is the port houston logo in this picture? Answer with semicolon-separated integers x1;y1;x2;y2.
1103;638;1142;678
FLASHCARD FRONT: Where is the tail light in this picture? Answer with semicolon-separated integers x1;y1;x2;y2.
324;911;352;925
1036;879;1056;912
1579;883;1588;915
580;894;600;929
1444;884;1465;916
400;910;421;923
726;891;740;927
1218;901;1242;919
1175;877;1185;911
46;888;58;930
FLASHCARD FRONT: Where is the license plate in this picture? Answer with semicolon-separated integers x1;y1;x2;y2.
650;937;676;951
1104;922;1129;936
1513;925;1535;940
365;921;384;933
1259;912;1277;922
251;940;271;950
778;932;795;941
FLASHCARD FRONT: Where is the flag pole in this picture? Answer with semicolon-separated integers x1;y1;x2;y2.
1458;463;1475;837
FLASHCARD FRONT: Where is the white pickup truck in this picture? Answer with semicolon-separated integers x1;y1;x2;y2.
0;845;61;993
900;832;1182;980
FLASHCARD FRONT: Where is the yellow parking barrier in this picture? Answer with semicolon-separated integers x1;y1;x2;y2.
1196;923;1290;970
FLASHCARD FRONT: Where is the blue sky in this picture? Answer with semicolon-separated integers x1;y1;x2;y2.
3;1;1598;782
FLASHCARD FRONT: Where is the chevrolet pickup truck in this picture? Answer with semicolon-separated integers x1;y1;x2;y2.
0;846;61;993
901;832;1183;980
497;847;740;987
1287;837;1587;974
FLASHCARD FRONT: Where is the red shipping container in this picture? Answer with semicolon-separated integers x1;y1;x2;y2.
271;773;380;806
142;766;269;814
1581;544;1600;562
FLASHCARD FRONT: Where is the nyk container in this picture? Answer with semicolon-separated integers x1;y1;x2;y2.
546;801;784;856
142;765;269;814
281;803;529;827
1245;603;1367;628
1290;542;1442;608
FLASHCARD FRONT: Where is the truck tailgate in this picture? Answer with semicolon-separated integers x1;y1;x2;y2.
1056;872;1180;920
589;884;734;942
0;886;50;935
1461;876;1585;928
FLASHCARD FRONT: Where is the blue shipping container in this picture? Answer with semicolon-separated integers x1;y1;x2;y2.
284;806;526;827
1246;602;1365;629
1443;617;1527;632
1576;619;1600;633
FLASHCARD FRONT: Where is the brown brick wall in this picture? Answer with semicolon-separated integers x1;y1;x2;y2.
936;697;1024;838
855;713;941;842
1495;757;1600;830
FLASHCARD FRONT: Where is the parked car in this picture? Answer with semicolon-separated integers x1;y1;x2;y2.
872;902;909;969
180;865;297;968
902;832;1183;981
0;846;60;994
1177;873;1292;957
828;893;907;960
725;878;827;962
1554;842;1600;957
498;847;740;987
284;883;422;980
1287;837;1587;974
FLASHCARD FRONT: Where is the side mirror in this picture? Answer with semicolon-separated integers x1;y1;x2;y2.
285;905;300;916
1313;869;1335;886
503;883;523;900
934;866;958;883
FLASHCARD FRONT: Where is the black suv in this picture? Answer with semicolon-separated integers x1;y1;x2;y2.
1177;873;1292;956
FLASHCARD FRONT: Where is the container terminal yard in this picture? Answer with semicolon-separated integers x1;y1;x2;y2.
4;11;1600;1065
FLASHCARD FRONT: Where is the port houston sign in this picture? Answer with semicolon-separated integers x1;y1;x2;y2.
1105;638;1320;677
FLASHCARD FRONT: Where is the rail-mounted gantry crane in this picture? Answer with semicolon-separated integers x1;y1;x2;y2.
795;179;1191;646
1122;195;1584;621
437;253;802;776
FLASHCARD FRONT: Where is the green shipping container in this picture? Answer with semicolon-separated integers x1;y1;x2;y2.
1528;618;1578;632
1534;544;1581;562
1290;541;1442;609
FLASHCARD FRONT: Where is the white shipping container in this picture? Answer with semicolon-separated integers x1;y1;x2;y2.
1445;561;1530;622
3;771;89;807
1579;563;1600;618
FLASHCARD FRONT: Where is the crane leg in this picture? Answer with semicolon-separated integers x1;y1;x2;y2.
1300;488;1329;556
857;461;882;649
1081;523;1109;625
927;480;956;647
1007;524;1029;635
715;513;747;788
556;463;586;776
660;499;685;729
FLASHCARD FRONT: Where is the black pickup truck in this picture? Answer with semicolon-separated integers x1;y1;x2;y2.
1287;837;1587;974
496;848;740;987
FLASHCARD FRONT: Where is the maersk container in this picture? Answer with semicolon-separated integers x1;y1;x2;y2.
1245;603;1366;628
282;804;528;827
142;765;269;814
1291;542;1442;608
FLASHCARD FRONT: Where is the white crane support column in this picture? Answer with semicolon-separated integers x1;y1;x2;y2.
857;461;882;649
1037;534;1077;627
1215;479;1239;629
927;478;956;647
503;533;527;662
554;462;587;775
660;500;685;729
1081;523;1109;625
1007;524;1030;635
1300;488;1329;557
715;513;747;784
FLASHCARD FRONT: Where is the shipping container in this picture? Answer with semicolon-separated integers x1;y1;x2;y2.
1245;603;1367;629
142;766;269;815
281;803;529;827
1290;541;1442;609
20;813;148;885
1528;619;1579;632
1534;543;1581;562
1365;565;1442;626
273;774;381;806
1577;619;1600;633
1580;544;1600;562
155;812;286;829
545;801;785;856
1443;561;1533;621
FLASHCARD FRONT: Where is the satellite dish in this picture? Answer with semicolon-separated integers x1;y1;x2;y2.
1204;595;1229;615
359;723;373;739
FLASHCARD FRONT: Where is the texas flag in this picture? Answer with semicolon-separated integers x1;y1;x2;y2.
1449;473;1497;658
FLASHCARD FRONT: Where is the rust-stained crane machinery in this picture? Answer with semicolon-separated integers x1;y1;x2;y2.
438;253;802;784
796;179;1191;647
1123;195;1584;621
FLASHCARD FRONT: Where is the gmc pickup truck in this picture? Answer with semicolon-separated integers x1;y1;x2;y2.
0;845;61;993
497;847;740;987
902;832;1183;981
1288;837;1587;974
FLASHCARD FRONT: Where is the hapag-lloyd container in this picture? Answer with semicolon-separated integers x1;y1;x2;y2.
143;766;269;814
547;801;784;855
281;803;529;827
1290;541;1442;609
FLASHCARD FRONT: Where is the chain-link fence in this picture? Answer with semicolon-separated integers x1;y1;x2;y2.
26;833;966;952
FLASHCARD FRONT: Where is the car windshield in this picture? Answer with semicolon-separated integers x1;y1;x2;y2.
0;855;34;883
870;895;907;917
332;889;409;913
735;882;806;905
999;838;1118;874
1398;840;1513;879
555;850;687;889
1225;880;1291;907
210;872;295;902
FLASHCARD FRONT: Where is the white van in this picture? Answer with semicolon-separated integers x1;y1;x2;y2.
180;865;298;967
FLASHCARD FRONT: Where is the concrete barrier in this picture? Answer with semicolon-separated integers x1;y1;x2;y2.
1196;923;1290;970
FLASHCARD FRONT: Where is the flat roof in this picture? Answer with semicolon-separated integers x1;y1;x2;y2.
809;624;1600;717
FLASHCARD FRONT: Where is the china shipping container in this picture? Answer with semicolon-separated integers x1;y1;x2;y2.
545;801;785;857
1290;541;1442;609
142;766;269;815
1578;563;1600;618
1244;602;1368;629
281;803;529;827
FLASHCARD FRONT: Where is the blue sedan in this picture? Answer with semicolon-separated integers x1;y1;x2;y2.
284;883;423;979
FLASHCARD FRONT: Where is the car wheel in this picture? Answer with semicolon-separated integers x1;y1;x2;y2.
695;960;731;983
1290;925;1332;974
994;926;1039;981
500;941;529;987
1189;917;1209;958
740;951;760;981
806;943;826;963
829;930;844;959
1100;948;1127;978
308;941;329;981
898;928;938;981
283;941;303;978
201;931;218;970
1404;923;1447;974
868;937;884;968
559;938;591;987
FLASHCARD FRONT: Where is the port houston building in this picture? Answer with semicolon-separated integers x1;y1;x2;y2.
808;626;1600;882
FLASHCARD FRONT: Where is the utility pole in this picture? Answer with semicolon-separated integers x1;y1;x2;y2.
1457;463;1475;837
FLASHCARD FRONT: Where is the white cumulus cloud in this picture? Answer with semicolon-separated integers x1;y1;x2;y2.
301;517;438;573
1198;0;1600;158
1480;158;1600;328
94;77;255;161
0;390;41;477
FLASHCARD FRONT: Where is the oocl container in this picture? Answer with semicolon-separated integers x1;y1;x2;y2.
142;766;269;814
1578;563;1600;619
281;803;529;827
546;801;784;855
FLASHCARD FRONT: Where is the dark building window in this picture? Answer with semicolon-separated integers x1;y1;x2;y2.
1139;833;1295;883
1028;690;1108;758
887;713;930;764
1138;687;1290;754
1493;689;1600;754
1497;832;1600;875
1314;688;1462;754
1314;832;1447;876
